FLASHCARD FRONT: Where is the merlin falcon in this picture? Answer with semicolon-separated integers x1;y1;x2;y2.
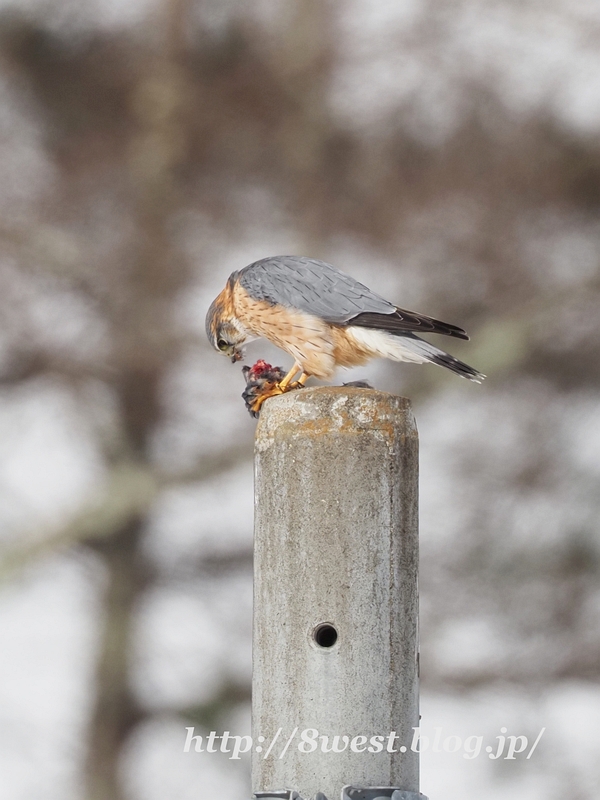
206;256;484;410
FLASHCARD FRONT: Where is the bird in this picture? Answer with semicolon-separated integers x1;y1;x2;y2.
205;255;485;412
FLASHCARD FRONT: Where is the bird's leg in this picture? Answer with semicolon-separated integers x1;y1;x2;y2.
276;363;302;391
290;371;309;388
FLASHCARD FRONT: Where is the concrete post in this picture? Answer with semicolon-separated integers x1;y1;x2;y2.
252;387;420;800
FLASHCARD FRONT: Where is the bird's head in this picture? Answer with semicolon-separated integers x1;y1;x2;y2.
205;299;247;363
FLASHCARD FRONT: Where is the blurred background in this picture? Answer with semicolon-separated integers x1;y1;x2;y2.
1;0;599;798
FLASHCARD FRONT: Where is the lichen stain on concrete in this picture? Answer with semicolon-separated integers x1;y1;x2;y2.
256;386;417;453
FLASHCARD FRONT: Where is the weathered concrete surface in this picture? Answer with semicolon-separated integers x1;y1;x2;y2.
252;387;420;799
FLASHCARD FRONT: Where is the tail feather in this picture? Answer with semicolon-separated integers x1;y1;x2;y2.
346;327;485;383
395;333;485;383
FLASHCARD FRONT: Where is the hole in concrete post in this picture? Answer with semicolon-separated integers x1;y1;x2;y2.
313;623;338;648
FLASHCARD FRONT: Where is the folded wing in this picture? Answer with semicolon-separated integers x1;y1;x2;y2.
238;255;469;339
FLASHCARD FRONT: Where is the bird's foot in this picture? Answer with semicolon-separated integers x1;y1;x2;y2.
249;384;284;415
242;361;304;418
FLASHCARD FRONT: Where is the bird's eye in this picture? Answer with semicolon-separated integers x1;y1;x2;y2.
217;338;228;351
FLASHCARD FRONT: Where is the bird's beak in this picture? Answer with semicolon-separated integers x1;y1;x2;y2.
231;348;243;363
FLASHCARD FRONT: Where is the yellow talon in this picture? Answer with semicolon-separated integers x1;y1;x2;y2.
250;384;284;413
249;368;309;415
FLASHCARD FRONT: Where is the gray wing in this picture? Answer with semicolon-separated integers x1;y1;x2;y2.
237;256;395;323
238;256;470;339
